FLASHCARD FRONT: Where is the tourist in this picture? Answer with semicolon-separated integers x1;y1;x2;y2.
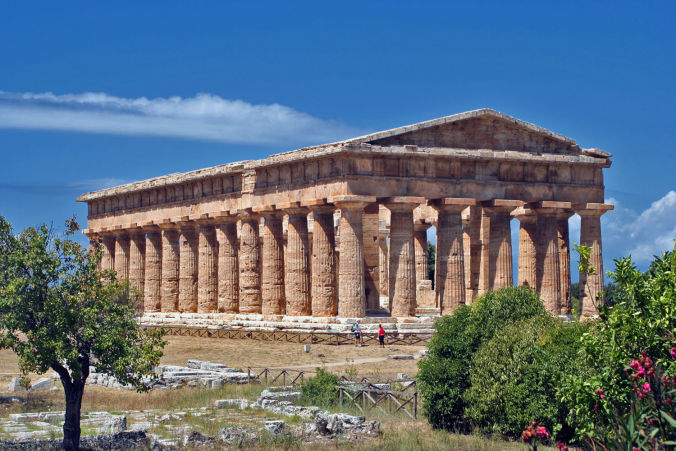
352;320;361;346
378;324;385;348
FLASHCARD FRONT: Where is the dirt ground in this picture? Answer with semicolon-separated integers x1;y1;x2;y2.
0;335;426;382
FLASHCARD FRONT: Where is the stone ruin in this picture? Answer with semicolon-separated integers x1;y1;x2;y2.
78;109;613;330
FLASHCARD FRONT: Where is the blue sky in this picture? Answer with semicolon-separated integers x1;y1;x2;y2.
1;1;674;277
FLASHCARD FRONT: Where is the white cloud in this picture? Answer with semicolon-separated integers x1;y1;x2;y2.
601;191;676;267
0;91;361;146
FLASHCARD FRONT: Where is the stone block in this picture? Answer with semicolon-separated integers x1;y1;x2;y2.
31;378;52;391
388;354;414;360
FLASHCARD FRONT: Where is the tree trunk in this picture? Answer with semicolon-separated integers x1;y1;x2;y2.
62;379;85;450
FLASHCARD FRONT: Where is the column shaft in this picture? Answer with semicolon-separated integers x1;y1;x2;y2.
388;205;416;317
337;205;366;318
435;206;466;315
217;222;239;313
143;230;162;313
198;224;218;313
161;228;180;312
557;216;572;315
515;211;537;289
579;212;604;317
179;226;198;312
462;207;482;303
311;207;337;316
285;210;311;316
414;226;429;283
100;235;116;272
129;232;146;296
378;235;389;298
239;215;261;313
114;233;130;281
537;214;561;314
485;208;514;290
262;214;285;315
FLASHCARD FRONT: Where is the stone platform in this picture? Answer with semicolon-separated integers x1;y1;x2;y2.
140;313;438;335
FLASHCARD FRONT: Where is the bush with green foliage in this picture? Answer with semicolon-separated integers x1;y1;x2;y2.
465;315;587;441
300;368;340;407
559;244;676;447
417;286;546;431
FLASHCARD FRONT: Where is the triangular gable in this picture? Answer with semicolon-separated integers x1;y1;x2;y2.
344;109;581;155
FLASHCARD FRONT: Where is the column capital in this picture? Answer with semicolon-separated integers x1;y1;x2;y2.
511;207;538;222
574;203;614;217
429;197;477;210
383;196;425;212
330;195;376;210
175;217;198;230
238;208;260;220
482;199;522;215
155;219;180;231
278;201;309;216
208;211;239;223
302;198;336;214
413;220;432;232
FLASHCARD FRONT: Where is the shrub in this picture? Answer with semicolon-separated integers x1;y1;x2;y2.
559;244;676;446
300;368;340;407
465;315;586;441
418;286;546;431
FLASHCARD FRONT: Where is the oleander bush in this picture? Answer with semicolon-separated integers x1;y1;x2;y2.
300;368;340;407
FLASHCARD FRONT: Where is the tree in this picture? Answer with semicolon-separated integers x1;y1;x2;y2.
0;216;165;450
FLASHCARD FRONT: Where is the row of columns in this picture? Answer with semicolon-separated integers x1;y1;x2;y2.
93;197;608;318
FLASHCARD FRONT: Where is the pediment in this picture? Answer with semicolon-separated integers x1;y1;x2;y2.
347;109;582;155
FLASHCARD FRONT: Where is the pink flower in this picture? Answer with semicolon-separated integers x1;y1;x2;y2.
634;447;639;451
600;394;605;399
642;382;651;392
670;347;676;359
557;442;569;451
535;425;549;439
630;360;639;369
644;356;652;367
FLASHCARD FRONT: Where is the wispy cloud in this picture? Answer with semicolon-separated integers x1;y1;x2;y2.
0;91;361;146
0;178;131;195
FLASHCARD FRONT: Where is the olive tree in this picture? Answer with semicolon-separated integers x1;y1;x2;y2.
0;216;165;450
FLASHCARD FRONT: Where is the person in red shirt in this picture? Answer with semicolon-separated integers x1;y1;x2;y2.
378;324;385;348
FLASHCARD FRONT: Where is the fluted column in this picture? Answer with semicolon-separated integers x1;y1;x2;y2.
128;229;146;297
463;206;482;303
484;204;516;290
114;232;130;281
557;212;574;315
513;208;538;289
160;225;180;312
100;234;116;272
143;227;162;313
414;222;430;284
309;204;337;317
386;197;422;317
378;232;389;298
334;196;374;318
217;219;239;313
239;211;262;314
260;210;285;315
577;205;611;318
284;206;311;316
434;199;471;315
197;223;218;313
536;210;561;314
178;223;198;312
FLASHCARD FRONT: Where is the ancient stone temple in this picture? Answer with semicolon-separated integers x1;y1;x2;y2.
78;109;612;331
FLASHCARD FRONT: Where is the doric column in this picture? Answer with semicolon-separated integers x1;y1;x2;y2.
178;221;198;313
307;202;337;317
483;201;519;290
576;204;613;318
557;211;574;315
513;208;538;289
283;203;311;316
100;234;116;272
160;224;180;312
386;197;423;317
128;228;146;297
535;208;562;314
239;211;262;314
378;231;389;298
143;225;162;313
197;221;218;313
258;208;285;315
433;198;473;315
414;222;431;284
333;196;375;318
216;219;239;313
462;206;482;302
114;231;130;281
